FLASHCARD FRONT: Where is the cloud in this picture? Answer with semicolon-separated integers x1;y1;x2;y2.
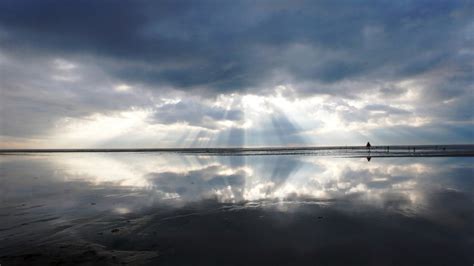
146;165;247;202
1;0;472;93
150;99;244;129
0;55;153;139
0;0;472;146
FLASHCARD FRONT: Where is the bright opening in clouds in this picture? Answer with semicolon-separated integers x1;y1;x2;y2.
0;0;473;148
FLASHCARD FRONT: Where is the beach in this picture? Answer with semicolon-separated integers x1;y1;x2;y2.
1;151;473;265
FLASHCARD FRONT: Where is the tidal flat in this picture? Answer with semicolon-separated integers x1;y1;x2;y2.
0;151;473;265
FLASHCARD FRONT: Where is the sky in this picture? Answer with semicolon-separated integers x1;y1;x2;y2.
0;0;473;148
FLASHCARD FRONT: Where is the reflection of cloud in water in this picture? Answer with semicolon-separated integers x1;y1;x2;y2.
1;154;472;212
147;165;247;203
0;154;473;265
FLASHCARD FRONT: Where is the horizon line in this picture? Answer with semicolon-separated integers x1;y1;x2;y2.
1;144;474;153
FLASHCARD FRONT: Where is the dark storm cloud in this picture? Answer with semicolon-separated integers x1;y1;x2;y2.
1;0;472;93
0;0;473;145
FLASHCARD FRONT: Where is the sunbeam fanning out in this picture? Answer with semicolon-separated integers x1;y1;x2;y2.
0;0;473;148
5;83;470;148
0;1;473;265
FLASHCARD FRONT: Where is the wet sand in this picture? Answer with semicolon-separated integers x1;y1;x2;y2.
0;152;473;265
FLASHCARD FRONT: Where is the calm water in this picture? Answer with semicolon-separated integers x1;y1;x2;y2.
0;153;473;265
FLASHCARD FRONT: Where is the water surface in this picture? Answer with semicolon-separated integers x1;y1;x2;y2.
0;153;473;265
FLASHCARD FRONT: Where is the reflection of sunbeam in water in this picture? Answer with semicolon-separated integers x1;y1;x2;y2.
269;156;303;191
1;151;473;266
224;128;246;200
7;152;471;207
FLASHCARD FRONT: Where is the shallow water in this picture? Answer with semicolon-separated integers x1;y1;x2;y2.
0;153;473;265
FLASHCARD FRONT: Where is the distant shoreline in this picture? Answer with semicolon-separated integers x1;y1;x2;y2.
1;145;474;157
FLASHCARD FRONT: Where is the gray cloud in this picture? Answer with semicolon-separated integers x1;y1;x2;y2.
0;0;472;145
150;100;243;129
0;55;153;138
1;0;472;93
